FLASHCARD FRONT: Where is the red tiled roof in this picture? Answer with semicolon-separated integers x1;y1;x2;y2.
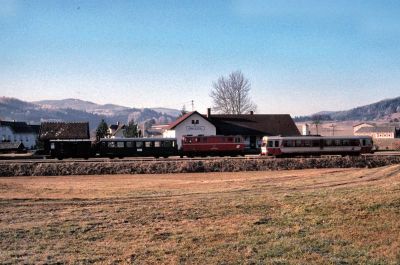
166;111;210;130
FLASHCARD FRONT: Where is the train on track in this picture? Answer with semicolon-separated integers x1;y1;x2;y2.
47;134;374;159
49;135;245;159
261;135;374;157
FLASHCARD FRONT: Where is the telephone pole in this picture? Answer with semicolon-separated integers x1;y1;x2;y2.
191;100;194;111
330;124;337;136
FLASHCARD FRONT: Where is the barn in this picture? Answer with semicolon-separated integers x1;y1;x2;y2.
39;122;90;154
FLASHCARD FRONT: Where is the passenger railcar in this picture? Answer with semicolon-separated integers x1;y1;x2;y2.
261;136;373;157
181;135;245;157
96;138;178;158
49;139;93;159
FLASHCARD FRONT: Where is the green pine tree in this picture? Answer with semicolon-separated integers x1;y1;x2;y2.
124;119;139;138
96;119;109;139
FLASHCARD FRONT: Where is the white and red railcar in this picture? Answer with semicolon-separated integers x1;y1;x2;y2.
261;135;373;157
181;135;245;157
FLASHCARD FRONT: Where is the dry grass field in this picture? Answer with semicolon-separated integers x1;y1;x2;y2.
1;166;400;264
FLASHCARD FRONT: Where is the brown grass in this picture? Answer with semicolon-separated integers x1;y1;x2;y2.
1;167;400;264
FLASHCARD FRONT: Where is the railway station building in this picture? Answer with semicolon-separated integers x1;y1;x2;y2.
163;109;300;151
163;111;216;149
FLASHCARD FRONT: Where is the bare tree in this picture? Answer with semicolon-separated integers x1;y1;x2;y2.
210;71;257;114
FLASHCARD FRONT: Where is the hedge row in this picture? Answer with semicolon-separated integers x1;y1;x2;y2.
1;156;400;177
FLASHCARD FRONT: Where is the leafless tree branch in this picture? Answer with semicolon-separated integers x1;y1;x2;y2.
210;71;257;114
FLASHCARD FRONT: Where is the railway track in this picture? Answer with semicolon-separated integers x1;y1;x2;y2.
1;152;400;164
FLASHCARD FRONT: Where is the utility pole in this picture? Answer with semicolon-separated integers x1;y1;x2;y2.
330;124;336;136
191;100;194;111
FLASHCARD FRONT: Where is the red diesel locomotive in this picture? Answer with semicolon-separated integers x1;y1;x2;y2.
181;135;245;157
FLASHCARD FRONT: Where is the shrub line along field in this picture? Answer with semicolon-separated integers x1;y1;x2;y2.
1;166;400;264
1;156;400;177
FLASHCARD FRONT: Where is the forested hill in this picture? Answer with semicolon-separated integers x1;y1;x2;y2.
294;96;400;122
0;97;179;130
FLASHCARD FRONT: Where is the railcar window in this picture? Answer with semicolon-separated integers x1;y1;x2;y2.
295;140;302;147
304;140;311;147
362;139;366;146
365;139;371;145
342;139;350;146
154;141;161;147
235;137;241;143
108;142;115;148
312;140;319;147
163;141;172;147
325;140;332;146
267;141;273;147
350;140;360;146
145;141;152;148
126;141;134;148
274;141;279;147
283;140;294;147
136;141;143;148
228;137;233;142
117;142;124;148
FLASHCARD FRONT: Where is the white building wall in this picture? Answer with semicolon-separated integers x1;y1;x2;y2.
0;126;13;142
111;130;125;138
0;126;37;149
163;113;216;149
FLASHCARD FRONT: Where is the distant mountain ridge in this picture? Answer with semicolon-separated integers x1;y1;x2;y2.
294;96;400;122
0;97;179;130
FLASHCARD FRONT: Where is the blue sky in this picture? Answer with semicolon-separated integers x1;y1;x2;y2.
1;0;400;115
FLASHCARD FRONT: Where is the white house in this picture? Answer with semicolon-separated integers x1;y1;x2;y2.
353;123;375;134
108;122;126;138
163;111;216;148
0;121;39;149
